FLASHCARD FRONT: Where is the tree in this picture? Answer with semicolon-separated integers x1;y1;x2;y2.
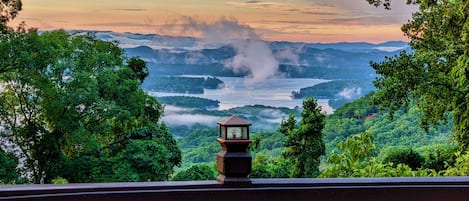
0;0;22;32
127;57;148;83
368;0;469;149
282;97;325;178
250;154;290;178
278;113;296;136
0;148;19;184
321;132;378;177
320;132;434;178
0;30;177;183
383;148;425;170
172;164;215;181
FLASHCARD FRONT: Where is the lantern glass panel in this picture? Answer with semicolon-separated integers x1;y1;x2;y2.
220;126;226;138
227;127;242;139
242;127;248;139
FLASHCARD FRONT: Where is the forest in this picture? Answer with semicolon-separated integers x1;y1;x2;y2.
1;0;469;184
142;76;224;94
158;96;220;109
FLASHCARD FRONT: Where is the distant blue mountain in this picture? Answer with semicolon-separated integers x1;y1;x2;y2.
71;30;408;80
69;30;411;108
270;41;409;53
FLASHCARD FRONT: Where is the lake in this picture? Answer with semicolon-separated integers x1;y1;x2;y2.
147;76;333;113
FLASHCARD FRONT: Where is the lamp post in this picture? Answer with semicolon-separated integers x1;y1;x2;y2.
216;116;252;184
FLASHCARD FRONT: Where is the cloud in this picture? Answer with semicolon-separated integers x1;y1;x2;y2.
81;22;156;27
227;0;415;27
162;113;221;126
246;0;262;3
165;16;283;84
225;1;340;16
323;0;418;24
372;46;406;52
161;105;221;126
338;87;362;100
113;8;147;12
274;46;302;66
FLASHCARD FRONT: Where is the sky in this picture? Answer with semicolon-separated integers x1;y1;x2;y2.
11;0;418;43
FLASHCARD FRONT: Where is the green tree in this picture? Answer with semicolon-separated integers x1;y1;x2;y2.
250;154;289;178
0;0;22;33
382;148;425;170
0;148;19;184
422;145;457;172
0;30;177;183
444;152;469;176
172;164;215;181
321;132;378;177
368;0;469;149
278;113;296;136
282;97;325;178
127;57;148;83
321;132;435;178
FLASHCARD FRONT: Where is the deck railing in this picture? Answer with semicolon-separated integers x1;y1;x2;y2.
1;177;469;201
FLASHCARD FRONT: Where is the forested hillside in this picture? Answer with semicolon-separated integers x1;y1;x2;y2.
174;93;457;178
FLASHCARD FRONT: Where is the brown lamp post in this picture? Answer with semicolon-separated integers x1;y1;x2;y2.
216;116;252;184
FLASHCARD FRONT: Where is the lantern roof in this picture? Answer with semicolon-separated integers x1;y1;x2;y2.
218;116;251;126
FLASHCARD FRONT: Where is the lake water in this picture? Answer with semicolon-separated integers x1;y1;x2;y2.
148;77;333;113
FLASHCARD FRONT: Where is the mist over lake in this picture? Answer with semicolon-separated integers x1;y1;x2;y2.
148;76;333;113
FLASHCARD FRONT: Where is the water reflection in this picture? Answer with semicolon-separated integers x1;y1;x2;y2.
148;76;333;114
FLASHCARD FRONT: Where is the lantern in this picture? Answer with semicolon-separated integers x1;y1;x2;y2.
216;116;252;184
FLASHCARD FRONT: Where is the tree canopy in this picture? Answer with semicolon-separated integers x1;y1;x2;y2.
281;97;325;178
0;29;180;183
0;0;22;33
0;148;18;184
367;0;469;150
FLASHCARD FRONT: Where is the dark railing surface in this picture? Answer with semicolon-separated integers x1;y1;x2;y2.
1;177;469;201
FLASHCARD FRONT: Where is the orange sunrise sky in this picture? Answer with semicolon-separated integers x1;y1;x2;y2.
11;0;418;43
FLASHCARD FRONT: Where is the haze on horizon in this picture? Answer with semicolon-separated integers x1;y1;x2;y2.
11;0;417;43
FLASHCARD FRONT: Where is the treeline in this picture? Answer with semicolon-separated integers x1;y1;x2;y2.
142;76;224;94
158;96;220;109
291;80;375;99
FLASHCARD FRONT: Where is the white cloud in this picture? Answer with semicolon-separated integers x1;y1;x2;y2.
225;1;341;16
338;87;362;99
172;16;284;84
162;114;221;126
162;105;221;126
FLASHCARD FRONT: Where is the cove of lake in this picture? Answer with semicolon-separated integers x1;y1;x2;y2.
147;76;334;114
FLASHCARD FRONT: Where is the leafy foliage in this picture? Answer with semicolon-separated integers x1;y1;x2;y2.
292;80;374;99
444;152;469;176
323;93;452;156
321;132;436;178
158;96;220;109
282;97;325;178
250;154;289;178
142;76;224;94
0;0;22;33
176;126;219;169
382;148;425;170
369;0;469;149
172;164;215;181
127;57;148;83
0;29;179;183
0;148;18;184
421;145;457;172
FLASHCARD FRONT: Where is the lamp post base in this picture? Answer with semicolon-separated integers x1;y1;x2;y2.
217;175;251;185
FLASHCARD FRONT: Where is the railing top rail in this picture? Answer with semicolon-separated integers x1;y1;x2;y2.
2;177;469;201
